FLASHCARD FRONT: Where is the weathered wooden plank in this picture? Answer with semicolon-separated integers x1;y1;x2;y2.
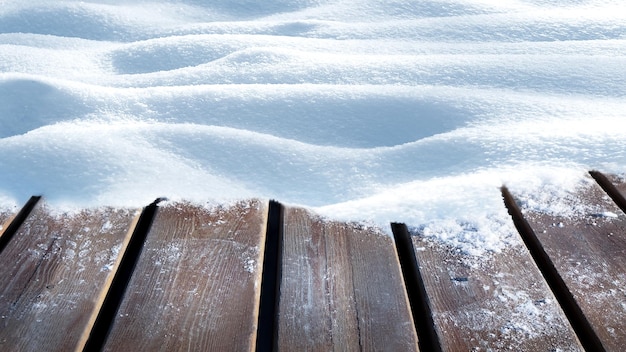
601;172;626;207
407;231;582;351
278;207;419;351
103;200;268;352
0;208;15;235
608;174;626;199
0;201;138;351
512;178;626;351
0;196;42;255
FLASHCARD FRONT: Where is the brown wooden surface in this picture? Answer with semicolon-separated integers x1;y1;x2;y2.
410;233;582;351
606;173;626;201
0;207;15;235
0;201;137;351
103;200;267;352
278;207;419;351
516;179;626;351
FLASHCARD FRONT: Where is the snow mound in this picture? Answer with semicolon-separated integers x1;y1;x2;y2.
1;0;626;256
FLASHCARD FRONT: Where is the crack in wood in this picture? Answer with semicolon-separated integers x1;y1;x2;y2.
346;237;364;352
13;236;60;310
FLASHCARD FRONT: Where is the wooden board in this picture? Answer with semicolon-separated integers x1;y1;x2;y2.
0;207;15;235
103;200;268;352
409;234;582;351
515;179;626;351
605;173;626;201
0;201;138;351
278;207;419;351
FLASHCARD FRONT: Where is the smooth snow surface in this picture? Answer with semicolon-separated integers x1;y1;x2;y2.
1;0;625;254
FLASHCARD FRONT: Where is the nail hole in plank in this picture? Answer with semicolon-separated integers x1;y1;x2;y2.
391;222;442;352
501;186;605;352
255;200;284;352
81;198;163;351
0;195;41;255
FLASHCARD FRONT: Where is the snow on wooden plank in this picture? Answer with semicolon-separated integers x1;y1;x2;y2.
0;208;15;236
609;174;626;199
590;171;626;213
0;201;138;351
0;196;41;255
402;228;582;351
102;200;267;352
509;177;626;351
278;206;419;351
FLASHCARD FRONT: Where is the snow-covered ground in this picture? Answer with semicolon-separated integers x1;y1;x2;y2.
1;0;625;254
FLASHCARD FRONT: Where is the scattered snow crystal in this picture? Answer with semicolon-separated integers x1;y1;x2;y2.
1;0;625;255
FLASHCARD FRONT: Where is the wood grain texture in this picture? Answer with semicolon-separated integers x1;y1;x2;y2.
278;207;418;351
517;179;626;351
410;234;582;351
0;202;137;351
103;200;267;352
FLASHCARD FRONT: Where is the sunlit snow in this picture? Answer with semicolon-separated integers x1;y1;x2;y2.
1;0;625;254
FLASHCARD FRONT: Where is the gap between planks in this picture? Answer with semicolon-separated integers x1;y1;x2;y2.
255;200;282;352
0;201;139;351
1;170;622;351
590;170;626;214
502;171;626;351
0;196;41;255
74;209;142;352
81;199;165;351
101;200;268;351
501;185;601;351
391;222;441;352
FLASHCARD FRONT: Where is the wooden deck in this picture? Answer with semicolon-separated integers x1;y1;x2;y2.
0;171;624;351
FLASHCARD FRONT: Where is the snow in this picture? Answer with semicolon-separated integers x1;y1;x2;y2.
1;0;625;255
